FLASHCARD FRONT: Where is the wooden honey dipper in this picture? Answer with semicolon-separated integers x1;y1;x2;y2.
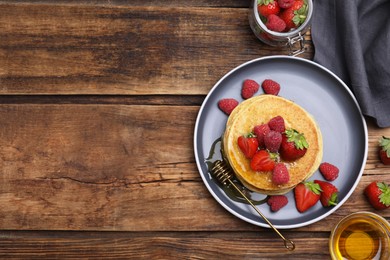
211;160;295;251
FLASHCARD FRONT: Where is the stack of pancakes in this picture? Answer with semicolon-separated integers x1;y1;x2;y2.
223;95;323;195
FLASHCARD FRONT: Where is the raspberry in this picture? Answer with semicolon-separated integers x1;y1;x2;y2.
264;130;282;152
267;195;288;212
268;116;285;133
262;79;281;95
253;123;270;147
272;163;290;184
241;79;260;99
218;98;239;115
319;162;339;181
278;0;295;9
265;14;286;32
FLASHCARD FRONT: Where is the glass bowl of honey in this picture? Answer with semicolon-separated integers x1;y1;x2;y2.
329;212;390;260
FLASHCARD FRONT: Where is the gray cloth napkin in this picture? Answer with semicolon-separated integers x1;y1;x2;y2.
311;0;390;128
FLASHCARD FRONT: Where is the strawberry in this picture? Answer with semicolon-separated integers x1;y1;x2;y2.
280;129;308;161
253;123;271;147
279;0;308;31
257;0;280;18
237;134;259;159
268;115;285;133
262;79;281;95
314;180;338;207
319;162;339;181
250;150;276;172
364;181;390;210
272;163;290;185
241;79;260;99
267;195;288;212
264;130;282;152
294;181;321;213
265;14;286;32
218;98;239;115
379;136;390;165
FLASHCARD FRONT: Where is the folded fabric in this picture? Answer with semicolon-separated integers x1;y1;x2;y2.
311;0;390;127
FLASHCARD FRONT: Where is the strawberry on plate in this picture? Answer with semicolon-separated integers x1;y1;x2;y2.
294;181;321;213
364;181;390;210
379;136;390;165
279;0;308;31
257;0;280;18
237;134;259;159
314;180;338;207
250;150;276;172
280;129;308;161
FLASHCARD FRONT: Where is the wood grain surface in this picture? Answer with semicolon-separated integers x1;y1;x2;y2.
0;1;389;259
0;3;312;95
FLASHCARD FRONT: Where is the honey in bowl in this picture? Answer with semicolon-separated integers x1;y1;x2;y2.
330;212;390;260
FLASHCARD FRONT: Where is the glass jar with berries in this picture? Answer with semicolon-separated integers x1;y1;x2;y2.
249;0;313;56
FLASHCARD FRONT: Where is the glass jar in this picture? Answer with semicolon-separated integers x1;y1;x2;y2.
329;212;390;260
249;0;313;56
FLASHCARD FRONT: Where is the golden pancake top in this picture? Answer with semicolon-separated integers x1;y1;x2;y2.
223;95;323;195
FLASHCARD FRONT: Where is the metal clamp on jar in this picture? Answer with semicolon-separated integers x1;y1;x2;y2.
249;0;313;56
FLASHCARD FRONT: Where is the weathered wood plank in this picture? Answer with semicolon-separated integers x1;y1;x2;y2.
0;104;388;231
0;4;313;95
0;95;206;106
0;104;205;230
0;230;330;259
0;0;250;7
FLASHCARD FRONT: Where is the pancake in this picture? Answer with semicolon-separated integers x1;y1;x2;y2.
223;95;323;195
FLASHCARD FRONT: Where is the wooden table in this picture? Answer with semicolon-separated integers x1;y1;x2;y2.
0;1;389;258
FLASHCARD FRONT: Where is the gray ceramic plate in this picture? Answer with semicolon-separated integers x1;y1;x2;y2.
194;56;368;229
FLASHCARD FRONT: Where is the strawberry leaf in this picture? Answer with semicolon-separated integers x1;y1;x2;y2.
292;15;301;26
293;5;308;26
269;152;279;161
329;193;338;206
379;136;390;157
305;181;322;195
285;129;309;150
247;132;255;138
258;0;274;5
378;182;390;206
